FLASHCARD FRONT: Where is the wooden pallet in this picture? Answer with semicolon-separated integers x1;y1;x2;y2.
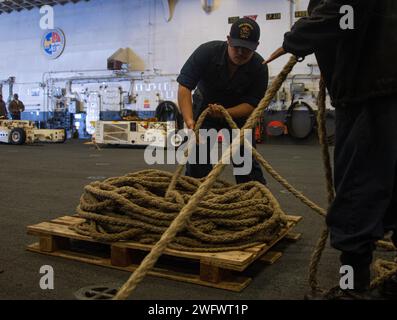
27;215;302;292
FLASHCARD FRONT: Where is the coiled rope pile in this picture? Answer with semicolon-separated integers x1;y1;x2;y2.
71;56;396;300
71;170;287;252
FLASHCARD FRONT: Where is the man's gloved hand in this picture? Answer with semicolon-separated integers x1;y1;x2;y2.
263;47;287;64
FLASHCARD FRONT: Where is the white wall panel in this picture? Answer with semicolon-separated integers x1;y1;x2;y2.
0;0;319;105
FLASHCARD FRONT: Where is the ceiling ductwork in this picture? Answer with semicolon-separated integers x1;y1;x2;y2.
0;0;90;15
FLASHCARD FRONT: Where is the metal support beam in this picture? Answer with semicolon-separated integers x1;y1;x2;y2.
0;0;90;15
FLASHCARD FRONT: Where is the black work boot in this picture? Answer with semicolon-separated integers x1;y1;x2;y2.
323;286;374;300
305;251;376;300
304;285;379;300
304;266;373;300
325;266;375;300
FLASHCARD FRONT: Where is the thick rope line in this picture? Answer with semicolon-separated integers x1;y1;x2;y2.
371;259;397;289
113;56;298;300
376;240;396;251
308;78;334;292
205;101;327;217
74;173;283;249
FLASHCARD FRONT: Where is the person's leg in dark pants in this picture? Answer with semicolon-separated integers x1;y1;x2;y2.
186;125;267;185
327;97;397;291
185;121;217;179
185;162;213;179
384;166;397;247
233;130;267;185
381;166;397;298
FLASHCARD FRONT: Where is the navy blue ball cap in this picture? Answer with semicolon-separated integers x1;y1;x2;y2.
229;17;260;51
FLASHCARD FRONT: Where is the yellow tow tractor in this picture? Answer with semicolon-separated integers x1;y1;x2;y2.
0;119;66;145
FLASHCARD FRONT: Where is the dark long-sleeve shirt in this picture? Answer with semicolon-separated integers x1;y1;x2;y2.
0;100;7;118
283;0;397;107
8;99;25;115
177;41;268;127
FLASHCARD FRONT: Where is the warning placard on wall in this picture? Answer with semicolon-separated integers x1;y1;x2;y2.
266;13;281;20
295;11;308;18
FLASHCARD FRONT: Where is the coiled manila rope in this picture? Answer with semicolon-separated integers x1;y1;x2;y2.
72;169;287;252
308;78;334;293
371;259;397;289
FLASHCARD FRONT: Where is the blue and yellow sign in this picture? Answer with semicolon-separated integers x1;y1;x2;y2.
41;28;65;59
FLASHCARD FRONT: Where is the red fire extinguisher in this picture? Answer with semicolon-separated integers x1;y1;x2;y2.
255;125;262;143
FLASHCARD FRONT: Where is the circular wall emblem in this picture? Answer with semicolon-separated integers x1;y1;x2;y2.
41;28;65;59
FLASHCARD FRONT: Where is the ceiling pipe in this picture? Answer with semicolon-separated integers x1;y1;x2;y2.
288;0;295;29
289;0;295;29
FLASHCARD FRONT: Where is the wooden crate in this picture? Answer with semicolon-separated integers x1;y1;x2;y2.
27;215;302;292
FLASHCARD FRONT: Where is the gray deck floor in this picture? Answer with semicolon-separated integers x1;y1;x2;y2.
0;140;394;300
